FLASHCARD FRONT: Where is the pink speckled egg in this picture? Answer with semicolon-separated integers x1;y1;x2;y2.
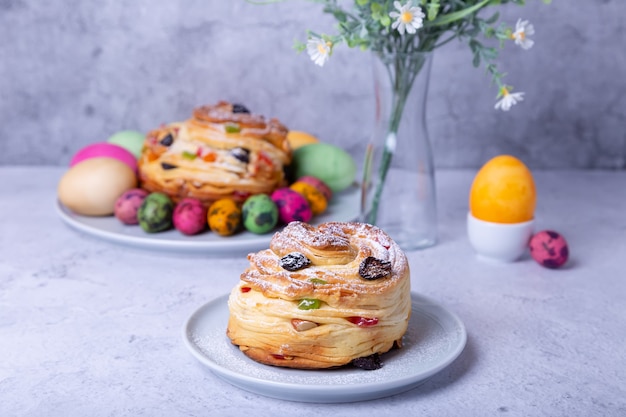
173;198;207;235
114;188;149;224
297;175;333;201
529;230;569;269
70;142;138;173
271;188;312;224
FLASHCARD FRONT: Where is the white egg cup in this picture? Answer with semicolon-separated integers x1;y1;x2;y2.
467;212;534;263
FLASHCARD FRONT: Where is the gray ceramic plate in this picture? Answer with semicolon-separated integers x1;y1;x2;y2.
183;292;467;403
56;185;360;255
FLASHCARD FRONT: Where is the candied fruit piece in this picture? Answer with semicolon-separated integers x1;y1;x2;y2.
297;298;321;310
346;316;379;327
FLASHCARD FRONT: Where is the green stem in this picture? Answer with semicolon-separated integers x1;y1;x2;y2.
366;53;427;225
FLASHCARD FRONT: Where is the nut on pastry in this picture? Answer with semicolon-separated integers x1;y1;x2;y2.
227;221;411;369
138;102;292;205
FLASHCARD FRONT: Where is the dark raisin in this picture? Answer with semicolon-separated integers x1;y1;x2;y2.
161;162;178;170
231;147;250;163
358;257;391;280
232;103;250;114
159;133;174;146
280;252;311;271
352;353;382;370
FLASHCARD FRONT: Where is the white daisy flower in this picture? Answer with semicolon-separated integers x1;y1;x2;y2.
511;18;535;50
306;37;332;67
389;1;425;36
494;87;525;111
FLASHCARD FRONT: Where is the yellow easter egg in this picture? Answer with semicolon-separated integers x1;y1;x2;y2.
208;198;241;236
286;130;319;150
469;155;536;223
290;181;328;216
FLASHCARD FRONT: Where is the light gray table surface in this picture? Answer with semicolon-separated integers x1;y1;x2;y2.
1;166;625;416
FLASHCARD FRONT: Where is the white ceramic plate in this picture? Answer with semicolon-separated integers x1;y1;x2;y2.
56;186;360;255
183;292;467;403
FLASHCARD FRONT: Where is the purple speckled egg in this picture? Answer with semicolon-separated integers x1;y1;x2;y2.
297;175;333;201
271;188;312;224
529;230;569;269
114;188;149;225
173;198;207;235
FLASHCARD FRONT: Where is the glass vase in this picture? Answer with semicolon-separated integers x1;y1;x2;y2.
359;51;437;250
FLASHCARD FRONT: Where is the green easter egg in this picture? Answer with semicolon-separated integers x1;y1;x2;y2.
107;130;145;159
137;192;174;233
242;194;278;234
292;143;356;193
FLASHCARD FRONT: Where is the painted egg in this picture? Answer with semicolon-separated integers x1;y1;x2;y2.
469;155;536;224
107;130;145;159
58;157;138;216
70;142;138;173
137;192;174;233
208;198;242;236
292;143;356;193
290;181;328;216
529;230;569;269
241;194;278;234
114;188;149;225
173;198;207;235
297;175;333;201
286;130;320;150
271;188;312;224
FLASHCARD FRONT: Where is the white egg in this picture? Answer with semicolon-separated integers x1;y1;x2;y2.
58;157;138;216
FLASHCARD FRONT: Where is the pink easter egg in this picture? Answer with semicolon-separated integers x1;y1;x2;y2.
70;142;138;173
173;198;207;235
114;188;149;225
529;230;569;269
297;175;333;201
271;188;312;224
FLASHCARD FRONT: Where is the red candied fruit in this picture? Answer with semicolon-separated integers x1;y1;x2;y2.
240;287;251;293
346;317;379;327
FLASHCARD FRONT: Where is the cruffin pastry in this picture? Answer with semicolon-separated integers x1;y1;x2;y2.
227;221;411;369
138;101;292;205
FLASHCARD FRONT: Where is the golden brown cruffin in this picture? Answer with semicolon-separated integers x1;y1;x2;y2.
227;221;411;369
137;101;292;205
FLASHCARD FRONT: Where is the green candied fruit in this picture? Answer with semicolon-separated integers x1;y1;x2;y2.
224;123;241;133
309;278;328;285
182;150;197;160
297;298;322;310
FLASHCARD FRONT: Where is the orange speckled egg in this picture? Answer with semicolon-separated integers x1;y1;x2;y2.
469;155;536;224
290;181;328;216
208;198;241;236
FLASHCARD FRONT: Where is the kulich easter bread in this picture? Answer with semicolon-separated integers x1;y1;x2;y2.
227;221;411;369
138;102;292;205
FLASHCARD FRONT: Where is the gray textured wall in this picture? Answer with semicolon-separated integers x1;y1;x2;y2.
1;0;625;169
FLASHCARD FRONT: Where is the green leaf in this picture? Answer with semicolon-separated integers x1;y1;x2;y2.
426;0;490;26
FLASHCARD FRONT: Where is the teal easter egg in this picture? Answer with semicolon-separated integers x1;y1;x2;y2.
292;143;356;193
137;192;174;233
242;194;278;234
107;130;145;159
